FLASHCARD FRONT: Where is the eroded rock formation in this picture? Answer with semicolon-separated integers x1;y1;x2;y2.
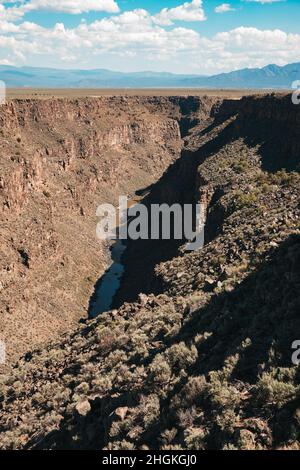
1;96;208;366
0;93;299;450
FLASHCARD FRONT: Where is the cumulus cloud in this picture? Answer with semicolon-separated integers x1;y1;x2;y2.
0;0;120;17
25;0;120;14
0;3;25;21
0;5;298;75
215;4;235;13
153;0;206;26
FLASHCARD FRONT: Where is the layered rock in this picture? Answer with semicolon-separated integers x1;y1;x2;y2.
1;96;211;367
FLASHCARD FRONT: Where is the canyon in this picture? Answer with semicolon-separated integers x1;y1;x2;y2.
0;96;188;367
0;93;299;450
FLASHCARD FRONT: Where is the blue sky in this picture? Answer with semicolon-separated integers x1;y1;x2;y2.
24;0;299;35
0;1;299;73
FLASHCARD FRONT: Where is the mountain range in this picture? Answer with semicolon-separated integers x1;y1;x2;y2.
0;62;299;89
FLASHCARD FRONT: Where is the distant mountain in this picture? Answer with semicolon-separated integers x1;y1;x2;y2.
0;66;202;88
0;62;299;89
183;63;300;89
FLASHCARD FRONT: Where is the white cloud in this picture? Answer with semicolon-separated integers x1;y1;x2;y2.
0;6;298;75
154;0;206;26
0;0;120;17
215;4;235;13
0;3;25;21
26;0;119;14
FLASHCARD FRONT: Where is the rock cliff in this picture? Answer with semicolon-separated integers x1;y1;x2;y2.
0;93;299;451
1;96;210;366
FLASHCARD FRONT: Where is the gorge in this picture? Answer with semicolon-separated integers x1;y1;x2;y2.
0;92;299;450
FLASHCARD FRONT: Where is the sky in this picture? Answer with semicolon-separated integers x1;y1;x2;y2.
0;0;299;74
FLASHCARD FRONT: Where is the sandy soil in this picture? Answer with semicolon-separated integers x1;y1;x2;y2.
6;88;290;100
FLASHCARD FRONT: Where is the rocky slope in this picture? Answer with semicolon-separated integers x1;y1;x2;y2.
0;94;299;450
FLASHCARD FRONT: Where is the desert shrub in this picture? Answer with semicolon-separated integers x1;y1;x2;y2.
105;350;128;369
161;444;184;450
91;377;113;395
243;418;273;447
261;183;274;194
127;426;144;440
222;353;240;377
194;332;212;346
62;374;74;386
139;394;160;428
184;427;207;450
160;428;178;446
235;429;257;450
11;381;23;394
109;418;129;439
149;355;172;387
275;368;297;382
257;170;300;188
31;392;45;406
271;170;299;187
95;326;119;353
180;376;208;406
207;371;241;410
177;407;198;429
231;157;250;174
216;408;240;433
75;382;89;394
232;191;258;210
223;443;239;450
106;440;135;450
128;331;149;358
141;305;182;339
255;373;299;409
165;343;198;372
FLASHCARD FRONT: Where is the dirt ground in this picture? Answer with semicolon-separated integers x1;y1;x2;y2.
6;88;289;100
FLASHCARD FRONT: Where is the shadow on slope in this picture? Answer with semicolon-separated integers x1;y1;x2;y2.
28;234;300;450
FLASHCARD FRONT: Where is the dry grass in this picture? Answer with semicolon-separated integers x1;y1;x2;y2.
6;87;290;100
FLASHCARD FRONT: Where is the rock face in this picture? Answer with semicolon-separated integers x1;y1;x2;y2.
0;93;299;451
0;96;212;367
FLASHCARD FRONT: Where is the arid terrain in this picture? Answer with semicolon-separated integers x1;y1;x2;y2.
6;88;287;100
0;92;299;450
0;95;191;367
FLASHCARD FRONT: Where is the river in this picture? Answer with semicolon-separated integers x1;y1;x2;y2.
88;239;127;318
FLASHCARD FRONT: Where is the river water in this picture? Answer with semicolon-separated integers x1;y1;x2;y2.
88;239;127;318
88;197;205;318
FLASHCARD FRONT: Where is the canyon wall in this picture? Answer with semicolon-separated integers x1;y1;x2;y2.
115;93;300;303
0;96;217;367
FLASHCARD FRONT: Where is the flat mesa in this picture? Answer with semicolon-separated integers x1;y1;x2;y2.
5;87;286;100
